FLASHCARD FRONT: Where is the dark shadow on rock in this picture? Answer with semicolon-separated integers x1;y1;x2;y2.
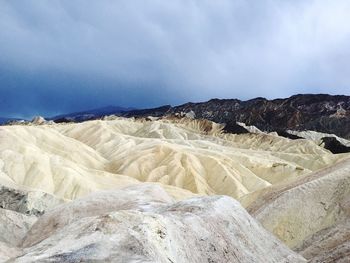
321;137;350;154
276;130;303;140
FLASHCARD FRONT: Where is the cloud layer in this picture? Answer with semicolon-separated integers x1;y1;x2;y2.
1;0;350;117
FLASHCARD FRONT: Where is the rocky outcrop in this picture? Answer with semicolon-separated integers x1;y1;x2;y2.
283;130;350;153
276;130;303;140
3;116;55;127
0;185;64;216
0;185;65;261
31;116;46;125
0;199;37;261
0;208;36;247
14;184;305;263
222;121;250;134
301;220;350;263
321;137;350;154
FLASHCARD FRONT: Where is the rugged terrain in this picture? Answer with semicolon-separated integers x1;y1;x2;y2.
0;117;349;262
124;94;350;139
246;158;350;262
5;94;350;140
3;184;305;262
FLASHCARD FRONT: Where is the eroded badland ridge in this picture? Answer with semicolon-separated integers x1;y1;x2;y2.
0;95;349;262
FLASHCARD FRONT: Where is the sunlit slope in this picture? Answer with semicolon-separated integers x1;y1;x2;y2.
0;118;346;200
246;157;350;262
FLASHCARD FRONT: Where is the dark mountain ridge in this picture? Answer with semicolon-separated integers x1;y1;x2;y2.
3;94;348;140
124;94;350;139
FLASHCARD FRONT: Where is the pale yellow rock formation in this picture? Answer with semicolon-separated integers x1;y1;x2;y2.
247;157;350;261
0;118;346;201
0;117;349;262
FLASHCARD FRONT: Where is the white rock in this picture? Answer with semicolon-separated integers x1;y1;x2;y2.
145;116;160;121
31;116;46;125
248;157;350;261
0;241;21;262
237;122;263;134
0;208;36;247
14;185;305;262
0;185;65;216
185;110;196;119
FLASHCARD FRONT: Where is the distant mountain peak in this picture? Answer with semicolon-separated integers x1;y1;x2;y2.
50;105;136;122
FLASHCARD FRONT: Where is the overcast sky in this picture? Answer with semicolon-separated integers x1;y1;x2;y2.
1;0;350;118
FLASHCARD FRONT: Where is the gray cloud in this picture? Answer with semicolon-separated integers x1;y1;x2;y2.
1;0;350;117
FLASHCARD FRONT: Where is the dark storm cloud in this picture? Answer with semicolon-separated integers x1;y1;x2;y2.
1;0;350;117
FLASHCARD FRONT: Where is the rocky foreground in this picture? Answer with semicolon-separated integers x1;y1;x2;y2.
1;184;305;262
0;117;349;262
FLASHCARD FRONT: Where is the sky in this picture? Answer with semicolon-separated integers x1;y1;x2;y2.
1;0;350;118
